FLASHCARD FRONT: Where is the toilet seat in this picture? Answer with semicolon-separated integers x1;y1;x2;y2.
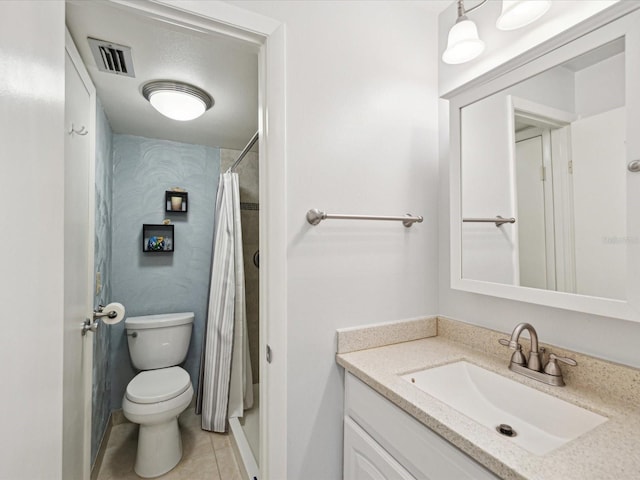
122;378;194;478
126;366;190;404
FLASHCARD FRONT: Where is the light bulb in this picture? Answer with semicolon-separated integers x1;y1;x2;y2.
142;81;213;122
148;90;206;121
496;0;551;31
442;17;485;65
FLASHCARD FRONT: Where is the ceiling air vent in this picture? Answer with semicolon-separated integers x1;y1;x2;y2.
88;37;136;78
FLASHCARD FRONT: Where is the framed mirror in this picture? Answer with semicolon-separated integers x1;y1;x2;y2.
448;6;640;322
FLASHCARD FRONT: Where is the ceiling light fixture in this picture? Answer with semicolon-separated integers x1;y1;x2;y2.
142;81;214;121
496;0;552;31
442;0;487;65
442;0;552;65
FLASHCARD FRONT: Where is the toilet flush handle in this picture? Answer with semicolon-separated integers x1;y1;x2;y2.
127;332;138;338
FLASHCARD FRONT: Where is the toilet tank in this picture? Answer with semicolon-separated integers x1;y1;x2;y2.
125;312;194;370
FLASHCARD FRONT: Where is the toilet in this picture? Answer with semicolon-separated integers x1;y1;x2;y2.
122;312;195;478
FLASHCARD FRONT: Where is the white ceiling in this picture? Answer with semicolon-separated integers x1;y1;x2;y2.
409;0;454;13
65;1;259;150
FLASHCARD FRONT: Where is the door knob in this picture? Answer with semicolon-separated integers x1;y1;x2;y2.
82;318;98;336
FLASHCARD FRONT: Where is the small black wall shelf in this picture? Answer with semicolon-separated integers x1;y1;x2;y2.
166;191;188;213
142;224;174;253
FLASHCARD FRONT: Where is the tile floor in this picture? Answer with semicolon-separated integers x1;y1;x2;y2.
97;409;242;480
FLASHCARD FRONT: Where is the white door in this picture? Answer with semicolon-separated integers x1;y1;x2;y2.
571;108;626;300
515;135;548;289
63;30;96;480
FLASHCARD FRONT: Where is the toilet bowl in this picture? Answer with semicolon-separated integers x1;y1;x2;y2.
122;312;194;478
123;367;193;477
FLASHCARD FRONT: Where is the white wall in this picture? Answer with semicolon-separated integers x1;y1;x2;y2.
225;2;440;478
575;52;625;116
439;2;640;369
510;66;575;113
0;1;65;478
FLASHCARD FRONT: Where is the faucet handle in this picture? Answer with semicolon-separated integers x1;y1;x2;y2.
544;353;577;376
549;353;577;366
499;339;527;366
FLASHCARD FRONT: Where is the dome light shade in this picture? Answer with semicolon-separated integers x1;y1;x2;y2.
442;17;485;65
496;0;551;31
142;81;213;121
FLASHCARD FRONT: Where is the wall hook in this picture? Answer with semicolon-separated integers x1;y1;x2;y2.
69;123;88;136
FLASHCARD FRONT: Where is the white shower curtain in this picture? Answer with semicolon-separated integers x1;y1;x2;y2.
201;172;253;433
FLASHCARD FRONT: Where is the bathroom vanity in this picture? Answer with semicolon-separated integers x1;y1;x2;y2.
344;371;498;479
337;317;640;480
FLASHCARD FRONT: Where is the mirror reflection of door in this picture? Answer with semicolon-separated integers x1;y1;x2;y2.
512;95;626;300
515;129;552;290
571;107;627;300
512;109;575;294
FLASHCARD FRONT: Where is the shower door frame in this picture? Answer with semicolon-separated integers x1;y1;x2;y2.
105;1;288;478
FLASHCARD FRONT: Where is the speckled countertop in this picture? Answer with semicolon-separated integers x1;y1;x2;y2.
336;317;640;480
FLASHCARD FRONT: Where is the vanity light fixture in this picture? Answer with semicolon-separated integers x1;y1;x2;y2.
443;0;552;65
442;0;487;65
496;0;552;31
142;80;214;121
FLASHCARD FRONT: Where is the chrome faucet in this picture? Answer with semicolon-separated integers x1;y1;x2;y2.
499;322;576;386
505;322;542;371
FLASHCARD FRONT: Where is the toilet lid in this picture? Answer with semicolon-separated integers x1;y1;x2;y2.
126;367;191;404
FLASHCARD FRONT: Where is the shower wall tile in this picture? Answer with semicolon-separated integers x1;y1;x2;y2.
241;209;260;382
92;99;113;466
110;134;220;409
221;149;259;204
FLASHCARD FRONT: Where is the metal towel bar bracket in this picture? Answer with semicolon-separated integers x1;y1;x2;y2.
463;216;516;227
306;209;423;228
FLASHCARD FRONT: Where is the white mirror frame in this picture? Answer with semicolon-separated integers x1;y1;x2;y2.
447;3;640;322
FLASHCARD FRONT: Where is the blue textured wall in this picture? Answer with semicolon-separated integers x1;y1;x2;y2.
92;100;113;465
110;134;219;409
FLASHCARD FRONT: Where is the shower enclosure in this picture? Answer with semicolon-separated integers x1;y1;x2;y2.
220;139;260;479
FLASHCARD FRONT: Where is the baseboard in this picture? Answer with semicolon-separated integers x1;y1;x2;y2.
90;413;113;480
111;408;130;425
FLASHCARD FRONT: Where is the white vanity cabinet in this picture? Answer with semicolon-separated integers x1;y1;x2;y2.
343;372;500;480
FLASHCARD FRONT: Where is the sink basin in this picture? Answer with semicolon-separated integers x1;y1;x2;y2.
401;361;607;455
